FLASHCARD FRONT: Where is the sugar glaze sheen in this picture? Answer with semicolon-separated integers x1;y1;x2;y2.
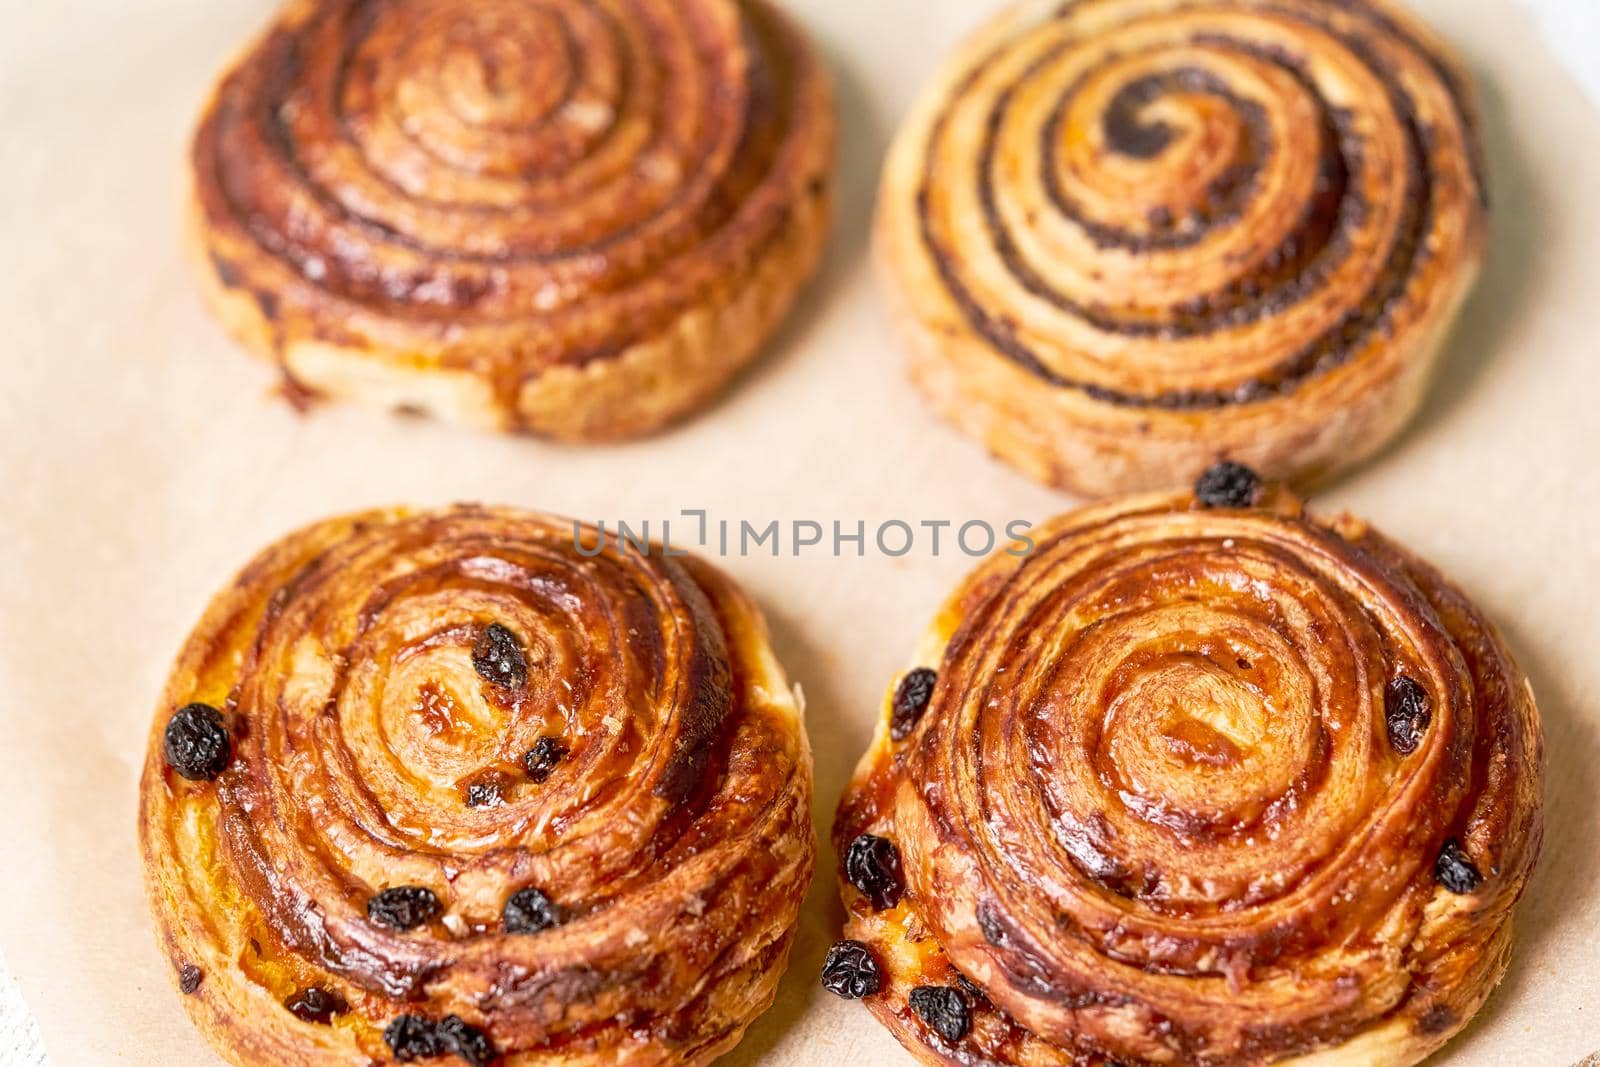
832;478;1543;1067
138;505;815;1066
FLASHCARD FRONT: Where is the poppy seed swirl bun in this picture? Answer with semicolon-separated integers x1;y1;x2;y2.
139;506;813;1065
188;0;834;440
876;0;1487;495
833;484;1542;1066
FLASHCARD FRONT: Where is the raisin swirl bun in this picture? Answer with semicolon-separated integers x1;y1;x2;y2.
138;506;813;1065
876;0;1487;495
188;0;833;440
830;466;1542;1066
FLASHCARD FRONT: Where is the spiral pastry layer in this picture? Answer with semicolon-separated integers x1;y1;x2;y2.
189;0;834;440
876;0;1487;495
139;506;813;1066
833;483;1542;1066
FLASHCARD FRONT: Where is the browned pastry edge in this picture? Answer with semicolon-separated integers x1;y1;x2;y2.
875;0;1488;495
834;486;1542;1066
139;506;813;1065
187;0;834;441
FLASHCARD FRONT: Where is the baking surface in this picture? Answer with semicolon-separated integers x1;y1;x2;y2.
1;0;1597;1063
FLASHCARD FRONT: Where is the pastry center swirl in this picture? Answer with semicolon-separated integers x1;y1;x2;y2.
219;515;737;961
201;0;823;324
915;0;1485;408
919;514;1472;942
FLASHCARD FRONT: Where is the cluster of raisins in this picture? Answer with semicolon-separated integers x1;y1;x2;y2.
383;1013;496;1065
367;884;564;935
276;882;568;1054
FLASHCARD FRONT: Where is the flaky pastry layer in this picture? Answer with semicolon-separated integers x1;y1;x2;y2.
140;506;814;1065
836;488;1541;1066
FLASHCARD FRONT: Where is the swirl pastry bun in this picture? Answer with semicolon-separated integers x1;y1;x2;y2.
876;0;1488;495
139;506;814;1066
188;0;834;440
831;466;1542;1066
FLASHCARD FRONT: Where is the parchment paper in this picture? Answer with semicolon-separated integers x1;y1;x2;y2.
1;0;1597;1062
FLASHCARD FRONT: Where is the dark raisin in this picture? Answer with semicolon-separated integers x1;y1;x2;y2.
472;622;527;689
503;887;560;934
436;1014;497;1067
891;668;938;741
163;702;231;780
820;939;881;999
177;963;203;995
1384;675;1432;755
384;1015;441;1061
284;986;348;1024
1435;838;1483;894
844;833;904;910
1194;461;1262;509
367;886;442;930
522;736;568;783
1419;1004;1455;1035
909;985;971;1043
465;781;503;808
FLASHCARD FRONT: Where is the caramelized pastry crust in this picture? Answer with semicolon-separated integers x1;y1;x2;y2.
835;486;1542;1066
139;507;813;1065
188;0;834;439
876;0;1487;494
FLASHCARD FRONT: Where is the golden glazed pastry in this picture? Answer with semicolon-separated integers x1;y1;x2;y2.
876;0;1488;495
139;506;813;1066
830;465;1543;1066
188;0;833;440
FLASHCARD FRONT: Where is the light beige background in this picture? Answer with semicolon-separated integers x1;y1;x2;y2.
1;0;1597;1062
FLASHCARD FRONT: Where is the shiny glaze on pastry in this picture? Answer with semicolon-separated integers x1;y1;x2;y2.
140;506;813;1065
188;0;834;440
833;479;1542;1065
876;0;1487;494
